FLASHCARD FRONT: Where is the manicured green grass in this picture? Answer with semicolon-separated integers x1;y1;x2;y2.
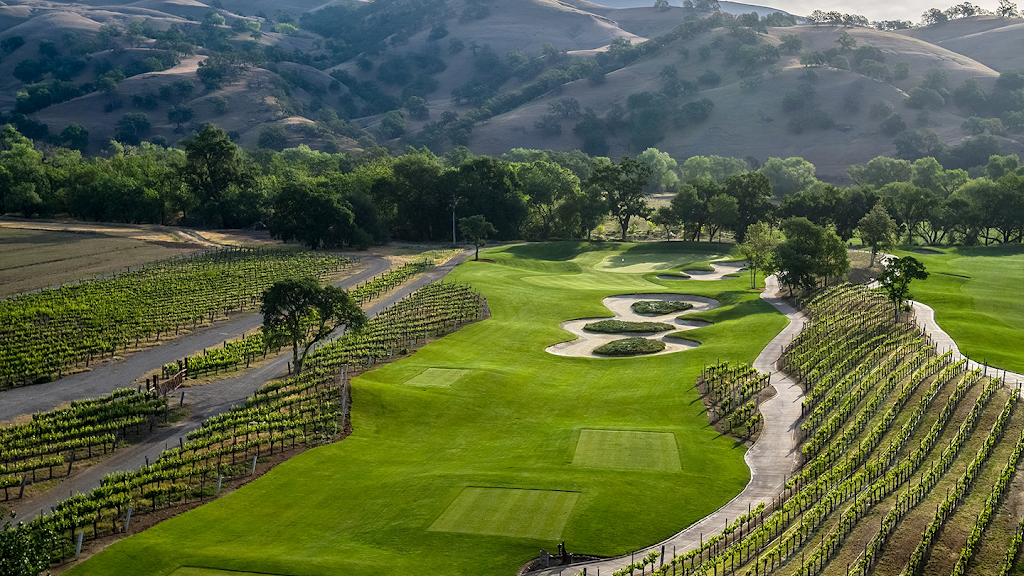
572;430;682;472
428;487;580;539
404;368;471;387
169;569;279;576
69;241;789;576
894;245;1024;373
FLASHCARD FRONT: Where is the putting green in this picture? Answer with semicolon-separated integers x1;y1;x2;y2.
404;368;471;387
429;487;579;539
572;430;682;471
68;241;788;576
894;245;1024;373
595;245;726;274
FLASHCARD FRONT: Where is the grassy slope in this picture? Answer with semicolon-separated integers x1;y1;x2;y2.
896;244;1024;373
67;241;788;576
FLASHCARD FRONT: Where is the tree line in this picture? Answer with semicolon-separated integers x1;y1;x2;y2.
0;123;1021;250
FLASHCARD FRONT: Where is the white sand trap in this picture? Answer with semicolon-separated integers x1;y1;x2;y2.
657;261;747;281
546;293;718;358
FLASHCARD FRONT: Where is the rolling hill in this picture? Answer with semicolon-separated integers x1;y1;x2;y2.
0;0;1021;180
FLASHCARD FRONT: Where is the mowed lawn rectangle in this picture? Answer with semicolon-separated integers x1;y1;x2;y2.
404;367;471;387
573;429;682;471
429;487;579;539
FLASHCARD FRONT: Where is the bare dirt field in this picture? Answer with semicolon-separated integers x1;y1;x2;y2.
0;219;279;297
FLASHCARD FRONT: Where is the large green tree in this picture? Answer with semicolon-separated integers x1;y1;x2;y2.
261;277;367;375
772;217;849;293
857;202;897;267
268;179;366;249
179;124;254;228
724;171;774;242
588;157;653;240
877;255;928;323
459;214;498;260
518;160;581;239
739;221;783;288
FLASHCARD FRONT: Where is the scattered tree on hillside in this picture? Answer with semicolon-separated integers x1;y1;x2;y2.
779;34;802;53
114;113;150;145
835;31;857;51
261;277;366;375
59;124;88;151
588;157;652;241
739;222;782;288
459;214;497;260
857;203;897;267
877;255;928;323
997;0;1020;17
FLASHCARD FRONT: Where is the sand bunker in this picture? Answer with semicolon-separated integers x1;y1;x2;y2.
657;261;747;281
546;293;719;358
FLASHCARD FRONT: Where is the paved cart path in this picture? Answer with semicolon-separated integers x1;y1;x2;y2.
910;301;1024;386
12;251;473;520
529;275;807;576
0;257;392;422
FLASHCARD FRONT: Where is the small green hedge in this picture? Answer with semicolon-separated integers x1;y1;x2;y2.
594;338;666;356
583;320;674;333
631;300;695;315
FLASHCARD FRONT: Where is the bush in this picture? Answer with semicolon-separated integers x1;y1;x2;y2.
698;69;721;86
583;320;674;333
881;113;907;136
631;300;695;315
593;337;666;356
258;124;288;149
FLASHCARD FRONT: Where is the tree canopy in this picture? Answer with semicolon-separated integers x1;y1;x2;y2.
261;277;367;375
877;255;928;323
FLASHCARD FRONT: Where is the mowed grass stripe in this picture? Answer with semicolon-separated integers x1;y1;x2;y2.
166;565;288;569
404;367;471;387
429;487;580;540
573;429;682;471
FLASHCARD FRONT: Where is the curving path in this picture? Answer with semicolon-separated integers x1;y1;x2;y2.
0;256;393;422
546;294;718;358
657;261;747;281
867;252;1022;387
11;250;474;521
911;301;1024;386
529;275;807;576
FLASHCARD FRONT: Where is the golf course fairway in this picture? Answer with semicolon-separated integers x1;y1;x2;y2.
896;244;1024;373
67;241;790;576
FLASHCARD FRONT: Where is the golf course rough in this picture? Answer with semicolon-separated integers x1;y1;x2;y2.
66;241;790;576
893;245;1024;373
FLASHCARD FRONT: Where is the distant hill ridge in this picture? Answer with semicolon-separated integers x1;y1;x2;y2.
0;0;1020;180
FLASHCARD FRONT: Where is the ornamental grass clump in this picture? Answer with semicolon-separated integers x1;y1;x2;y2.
593;337;666;356
631;300;694;315
583;320;674;333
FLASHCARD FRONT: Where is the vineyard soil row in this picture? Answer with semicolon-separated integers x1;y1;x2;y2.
8;251;474;523
0;255;390;422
